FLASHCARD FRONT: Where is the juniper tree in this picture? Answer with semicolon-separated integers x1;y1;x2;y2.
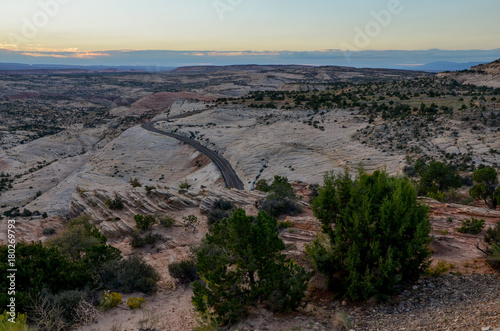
193;209;309;325
469;166;500;209
307;169;431;300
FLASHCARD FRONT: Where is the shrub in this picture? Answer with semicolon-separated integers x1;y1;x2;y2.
485;222;500;247
48;215;121;264
469;166;499;209
308;183;320;199
127;297;147;310
144;232;163;245
42;227;56;235
51;290;86;323
21;209;32;217
0;311;34;331
28;294;67;331
193;209;310;326
278;220;294;229
105;197;124;210
72;300;102;326
179;180;191;190
99;291;122;310
0;242;90;313
254;179;270;192
0;216;158;317
168;259;198;284
134;214;157;231
97;256;160;295
416;160;462;196
260;176;301;218
159;215;175;228
307;168;431;300
486;245;500;270
402;165;417;177
130;230;146;248
182;215;199;232
130;230;163;248
207;199;235;226
129;177;142;188
333;310;353;330
134;277;158;295
145;186;155;196
484;222;500;270
426;261;455;277
457;218;485;234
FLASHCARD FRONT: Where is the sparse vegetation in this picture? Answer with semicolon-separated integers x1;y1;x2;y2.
129;177;142;188
2;60;500;331
0;214;159;322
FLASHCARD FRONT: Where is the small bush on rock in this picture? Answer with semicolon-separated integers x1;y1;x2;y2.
484;222;500;270
0;311;33;331
207;199;236;226
260;176;301;218
168;259;198;284
42;227;56;235
159;215;175;228
134;214;157;231
99;291;122;310
127;297;147;310
98;256;160;295
457;218;485;235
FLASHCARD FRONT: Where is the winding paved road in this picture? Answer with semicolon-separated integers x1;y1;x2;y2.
141;121;244;190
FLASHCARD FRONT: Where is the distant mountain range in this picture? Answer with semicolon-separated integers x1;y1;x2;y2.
396;61;486;72
0;48;498;73
0;63;175;73
0;61;486;75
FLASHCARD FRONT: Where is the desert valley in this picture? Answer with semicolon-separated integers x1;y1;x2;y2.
1;60;500;331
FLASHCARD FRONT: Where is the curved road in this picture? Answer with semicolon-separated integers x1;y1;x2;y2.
142;121;244;190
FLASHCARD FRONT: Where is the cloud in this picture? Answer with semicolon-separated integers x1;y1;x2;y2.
0;43;18;50
186;51;284;57
20;51;110;59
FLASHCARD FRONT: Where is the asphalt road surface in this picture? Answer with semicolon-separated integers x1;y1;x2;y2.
141;121;244;190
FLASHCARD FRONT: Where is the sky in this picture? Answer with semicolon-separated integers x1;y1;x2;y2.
0;0;499;67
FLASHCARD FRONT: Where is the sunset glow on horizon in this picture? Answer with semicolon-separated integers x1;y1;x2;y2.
1;0;499;55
